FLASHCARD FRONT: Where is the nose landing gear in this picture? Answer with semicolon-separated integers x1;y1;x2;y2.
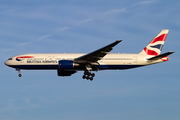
16;68;22;77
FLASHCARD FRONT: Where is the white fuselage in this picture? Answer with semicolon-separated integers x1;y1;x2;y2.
5;53;166;70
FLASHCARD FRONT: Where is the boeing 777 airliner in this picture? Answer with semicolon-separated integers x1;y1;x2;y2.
5;29;174;81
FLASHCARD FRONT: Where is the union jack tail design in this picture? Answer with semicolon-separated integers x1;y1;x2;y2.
139;29;169;56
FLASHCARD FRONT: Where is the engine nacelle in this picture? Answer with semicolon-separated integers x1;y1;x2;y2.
58;60;77;76
57;69;77;76
58;60;75;69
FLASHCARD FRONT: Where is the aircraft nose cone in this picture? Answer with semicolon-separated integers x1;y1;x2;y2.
4;60;9;66
4;61;7;66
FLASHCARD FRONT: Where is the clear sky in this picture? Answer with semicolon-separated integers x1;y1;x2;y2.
0;0;179;120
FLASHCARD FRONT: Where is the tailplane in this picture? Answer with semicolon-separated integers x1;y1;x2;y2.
147;51;174;61
139;29;169;56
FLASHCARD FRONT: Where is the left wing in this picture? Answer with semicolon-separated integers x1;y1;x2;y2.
74;40;122;63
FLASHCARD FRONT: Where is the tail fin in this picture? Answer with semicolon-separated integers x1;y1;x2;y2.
139;29;169;56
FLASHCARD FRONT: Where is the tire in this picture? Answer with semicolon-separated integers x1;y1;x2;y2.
18;74;22;77
91;73;95;77
90;77;93;81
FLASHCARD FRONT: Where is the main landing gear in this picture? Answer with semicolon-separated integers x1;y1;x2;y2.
16;68;22;77
82;71;95;81
82;64;97;81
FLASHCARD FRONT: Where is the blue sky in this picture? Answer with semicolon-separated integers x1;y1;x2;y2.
0;0;180;120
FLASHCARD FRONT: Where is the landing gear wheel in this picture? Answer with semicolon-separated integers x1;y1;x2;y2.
82;75;86;79
16;68;22;77
18;74;22;77
86;76;90;80
91;73;95;77
90;77;93;81
83;70;96;81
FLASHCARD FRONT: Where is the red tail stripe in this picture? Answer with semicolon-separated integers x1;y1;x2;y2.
144;47;158;56
151;34;167;44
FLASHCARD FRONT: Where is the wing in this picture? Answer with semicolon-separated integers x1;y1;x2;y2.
74;40;122;63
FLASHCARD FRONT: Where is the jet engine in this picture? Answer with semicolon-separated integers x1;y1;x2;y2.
57;69;77;76
57;60;78;76
58;60;75;69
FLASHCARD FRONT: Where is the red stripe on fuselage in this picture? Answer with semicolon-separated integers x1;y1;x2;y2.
17;56;34;59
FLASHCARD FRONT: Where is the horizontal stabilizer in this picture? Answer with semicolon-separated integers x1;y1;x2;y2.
147;51;174;61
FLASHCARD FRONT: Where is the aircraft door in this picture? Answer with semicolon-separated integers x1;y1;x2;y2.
46;56;52;60
133;56;138;63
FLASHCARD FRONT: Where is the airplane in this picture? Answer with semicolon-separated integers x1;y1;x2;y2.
5;29;174;81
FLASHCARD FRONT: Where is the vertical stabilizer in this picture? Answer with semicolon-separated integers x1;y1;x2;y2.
139;29;169;56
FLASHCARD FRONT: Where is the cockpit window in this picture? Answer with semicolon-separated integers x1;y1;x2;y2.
8;58;12;60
